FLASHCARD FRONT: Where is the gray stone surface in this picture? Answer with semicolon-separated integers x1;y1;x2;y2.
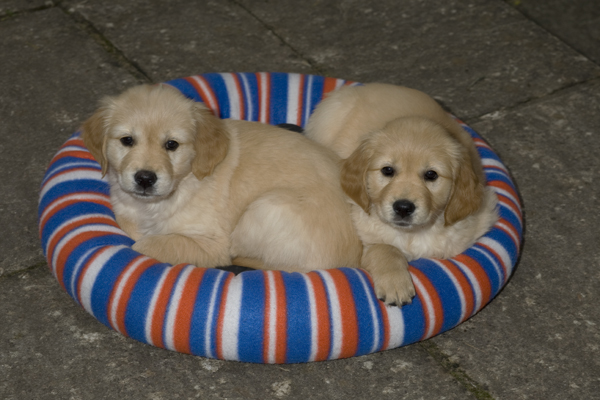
63;0;316;82
1;0;599;399
505;0;600;65
238;0;600;119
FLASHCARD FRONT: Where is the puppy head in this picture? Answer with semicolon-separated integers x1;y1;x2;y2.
81;84;229;201
341;117;484;229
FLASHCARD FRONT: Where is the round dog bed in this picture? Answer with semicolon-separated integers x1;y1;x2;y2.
38;72;522;363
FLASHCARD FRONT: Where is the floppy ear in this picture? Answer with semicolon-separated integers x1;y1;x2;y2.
444;155;485;226
81;105;110;176
341;139;374;213
192;105;230;180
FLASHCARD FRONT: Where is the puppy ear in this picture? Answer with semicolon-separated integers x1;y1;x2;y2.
81;105;111;176
444;155;485;226
192;105;230;180
341;139;373;213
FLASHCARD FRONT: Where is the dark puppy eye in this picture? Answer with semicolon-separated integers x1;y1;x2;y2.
381;166;395;177
424;170;438;181
165;140;179;151
120;136;134;146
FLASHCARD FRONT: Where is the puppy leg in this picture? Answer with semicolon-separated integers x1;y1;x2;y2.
132;233;231;267
362;244;415;306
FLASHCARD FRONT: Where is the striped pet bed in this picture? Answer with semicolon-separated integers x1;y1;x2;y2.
38;72;522;363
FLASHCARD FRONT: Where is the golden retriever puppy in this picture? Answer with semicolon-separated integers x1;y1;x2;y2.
82;84;362;272
306;83;498;305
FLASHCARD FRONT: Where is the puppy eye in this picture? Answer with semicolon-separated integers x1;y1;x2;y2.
424;170;438;181
120;136;134;146
165;140;179;151
381;166;395;177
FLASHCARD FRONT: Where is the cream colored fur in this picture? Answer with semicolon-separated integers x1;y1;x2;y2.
306;83;498;305
82;84;362;272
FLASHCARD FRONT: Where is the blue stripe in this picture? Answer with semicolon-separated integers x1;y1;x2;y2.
165;78;205;102
411;259;463;333
90;247;139;327
282;272;312;363
237;271;266;363
398;290;426;345
124;264;169;344
237;73;259;122
269;73;289;125
39;179;110;222
188;268;229;358
201;73;230;119
340;268;376;357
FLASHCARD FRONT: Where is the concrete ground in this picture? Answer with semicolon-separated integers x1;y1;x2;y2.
1;0;599;399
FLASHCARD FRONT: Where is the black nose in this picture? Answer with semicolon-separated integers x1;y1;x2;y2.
393;200;416;218
134;170;157;189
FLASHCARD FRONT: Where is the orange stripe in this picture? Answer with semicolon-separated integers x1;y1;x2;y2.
489;181;520;209
307;272;331;361
184;76;219;116
437;259;475;320
322;77;339;98
111;257;157;335
173;267;206;354
495;217;520;251
150;264;187;348
256;72;270;123
328;269;359;359
274;272;288;364
215;273;233;360
296;74;305;125
454;254;493;312
51;150;97;164
410;267;444;340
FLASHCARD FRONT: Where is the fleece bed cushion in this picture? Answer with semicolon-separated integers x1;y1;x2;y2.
38;72;523;364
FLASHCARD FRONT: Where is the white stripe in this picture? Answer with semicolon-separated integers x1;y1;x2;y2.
40;169;104;198
412;274;436;339
164;266;195;350
109;255;152;334
496;220;520;246
259;72;269;123
42;160;95;186
266;271;278;364
318;270;342;360
385;306;405;349
221;73;241;120
46;213;117;257
286;73;301;124
144;267;171;346
69;246;103;298
471;246;504;291
481;158;509;174
190;76;218;112
334;79;345;90
239;73;253;121
302;74;314;126
302;274;319;362
204;271;227;358
220;274;243;361
351;269;381;353
79;246;124;315
40;193;109;229
478;236;514;277
452;259;483;314
50;223;123;272
431;260;467;323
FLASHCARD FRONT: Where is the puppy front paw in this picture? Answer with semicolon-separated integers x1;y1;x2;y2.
362;244;416;307
372;266;415;306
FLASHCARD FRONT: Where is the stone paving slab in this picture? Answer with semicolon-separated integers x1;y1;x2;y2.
0;267;475;400
238;0;600;119
505;0;600;65
431;79;600;399
0;7;140;276
62;0;316;82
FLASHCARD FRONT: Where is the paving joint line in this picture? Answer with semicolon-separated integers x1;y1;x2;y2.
0;261;47;282
56;3;152;84
419;340;496;400
230;0;329;76
0;1;55;21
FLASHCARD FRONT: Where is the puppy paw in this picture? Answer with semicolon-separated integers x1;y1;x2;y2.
372;266;416;306
362;244;416;307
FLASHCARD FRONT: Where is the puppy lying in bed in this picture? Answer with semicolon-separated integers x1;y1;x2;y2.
82;84;362;272
306;83;498;305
